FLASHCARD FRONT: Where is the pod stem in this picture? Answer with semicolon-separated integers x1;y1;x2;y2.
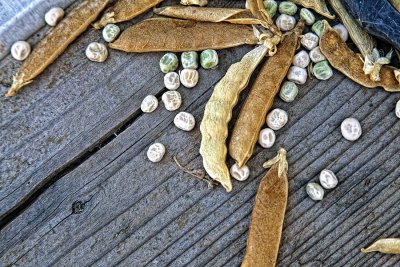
5;76;32;97
92;11;115;29
263;148;288;177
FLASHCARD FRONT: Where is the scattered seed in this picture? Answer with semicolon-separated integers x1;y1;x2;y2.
301;32;319;50
86;42;108;62
306;182;324;200
160;53;179;73
309;46;326;63
140;95;158;113
162;91;182;111
396;100;400;118
319;169;338;189
258;128;276;148
287;66;307;84
276;14;296;31
333;23;348;42
279;1;298;15
45;7;65;27
147;143;166;162
174;111;196;131
200;49;219;69
266;108;288;130
299;8;315;25
264;0;278;18
102;24;120;42
11;41;31;61
230;163;250;181
293;50;310;68
341;118;362;141
279;81;298;102
313;60;333;80
164;72;180;90
181;51;198;69
179;69;199;88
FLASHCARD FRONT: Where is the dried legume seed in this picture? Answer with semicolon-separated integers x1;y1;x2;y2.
276;14;296;31
102;24;120;42
279;81;298;102
333;23;348;42
319;169;338;189
311;20;324;37
293;50;310;68
396;100;400;118
287;66;307;84
264;0;278;18
258;128;276;148
160;53;179;73
230;163;250;181
164;72;180;90
174;111;196;131
45;7;65;26
181;51;198;69
266;108;288;130
306;182;324;201
180;69;199;88
313;60;333;80
200;49;218;69
147;143;166;162
11;41;31;61
279;1;297;15
301;32;319;50
341;118;362;141
299;8;315;25
309;46;326;63
141;95;158;113
162;91;182;111
86;42;108;62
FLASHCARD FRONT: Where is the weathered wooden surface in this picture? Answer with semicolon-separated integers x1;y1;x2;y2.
0;0;399;266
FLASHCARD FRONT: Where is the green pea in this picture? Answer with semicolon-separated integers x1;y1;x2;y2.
181;51;198;69
279;81;298;102
263;0;278;18
200;49;219;69
311;20;325;37
160;53;179;73
102;24;120;42
313;60;333;80
278;1;298;15
299;8;315;25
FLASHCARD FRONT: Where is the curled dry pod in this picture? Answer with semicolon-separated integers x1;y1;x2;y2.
291;0;335;19
200;45;269;192
247;0;281;36
361;238;400;254
242;148;288;267
93;0;164;29
6;0;110;97
109;18;258;53
153;6;262;25
229;21;304;168
319;22;400;92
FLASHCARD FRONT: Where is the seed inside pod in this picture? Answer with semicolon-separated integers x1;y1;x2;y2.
230;163;250;181
162;91;182;111
301;32;319;50
85;42;108;62
141;95;158;113
45;7;65;27
258;128;276;148
287;66;307;84
179;69;199;88
147;143;166;163
341;118;362;141
293;50;310;68
279;81;298;102
279;1;298;15
181;51;198;69
164;72;180;90
174;111;196;131
319;169;338;189
396;100;400;118
306;182;324;201
200;49;218;69
11;41;31;61
333;23;349;42
313;60;333;80
309;46;326;63
264;0;278;18
276;14;296;31
266;108;288;130
300;8;315;25
102;24;120;42
160;53;179;73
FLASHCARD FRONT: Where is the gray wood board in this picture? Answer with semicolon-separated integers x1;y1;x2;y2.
1;0;400;266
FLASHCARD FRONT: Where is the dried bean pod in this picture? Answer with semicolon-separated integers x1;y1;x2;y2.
389;0;400;12
292;0;335;19
180;0;208;6
110;18;258;53
229;21;304;168
93;0;164;29
247;0;281;36
242;148;288;267
200;45;269;192
319;22;400;92
7;0;110;97
361;238;400;254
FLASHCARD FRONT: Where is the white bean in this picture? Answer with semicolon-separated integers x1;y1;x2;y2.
287;66;307;84
141;95;158;113
266;108;288;130
45;7;64;27
258;128;276;148
395;100;400;119
174;112;195;131
11;41;31;61
309;46;326;63
301;32;319;50
276;14;296;31
293;50;310;68
147;143;166;162
230;163;250;181
319;169;338;189
164;72;180;90
162;91;182;111
333;24;349;42
306;182;324;201
179;69;199;88
341;118;362;141
85;42;108;62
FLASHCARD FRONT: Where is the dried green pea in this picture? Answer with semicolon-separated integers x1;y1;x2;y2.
200;49;218;69
313;60;333;80
102;24;120;42
299;8;315;25
160;53;179;73
311;20;324;37
279;1;298;15
181;51;198;69
279;81;298;102
264;0;278;18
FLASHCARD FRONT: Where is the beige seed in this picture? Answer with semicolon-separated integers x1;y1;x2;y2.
179;69;199;88
395;100;400;118
174;111;195;131
85;42;108;62
11;41;31;61
162;91;182;111
341;118;362;141
266;108;288;130
230;163;250;181
301;32;319;50
147;143;166;162
293;50;310;68
287;66;307;84
164;72;180;90
258;128;276;148
140;95;158;113
45;7;65;26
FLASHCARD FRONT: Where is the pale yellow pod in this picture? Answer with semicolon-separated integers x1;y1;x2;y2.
361;238;400;254
292;0;335;19
199;45;268;192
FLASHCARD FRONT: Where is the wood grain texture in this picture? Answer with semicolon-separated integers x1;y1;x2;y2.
0;0;399;266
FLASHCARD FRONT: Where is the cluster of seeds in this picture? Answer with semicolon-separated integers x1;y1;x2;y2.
145;50;219;162
306;169;338;201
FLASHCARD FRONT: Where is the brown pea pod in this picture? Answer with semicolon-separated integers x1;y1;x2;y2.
361;238;400;254
6;0;110;97
229;21;304;168
153;6;262;25
93;0;164;29
320;21;400;92
109;18;258;53
241;148;289;267
247;0;281;36
292;0;335;19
